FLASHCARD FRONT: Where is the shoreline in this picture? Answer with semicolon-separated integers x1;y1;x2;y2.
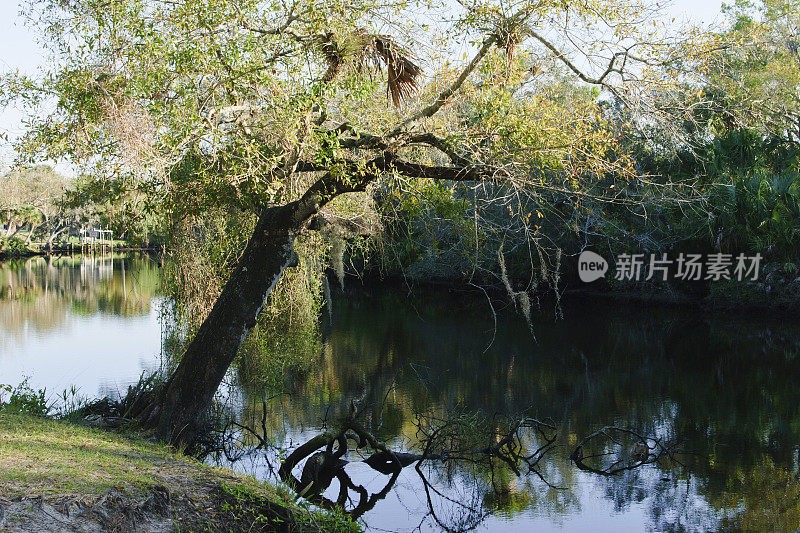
2;251;796;316
0;246;162;261
333;268;800;317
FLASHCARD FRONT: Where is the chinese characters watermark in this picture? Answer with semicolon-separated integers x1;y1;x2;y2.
579;251;762;283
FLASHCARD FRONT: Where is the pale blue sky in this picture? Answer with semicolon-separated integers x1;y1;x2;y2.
1;2;50;166
0;0;727;168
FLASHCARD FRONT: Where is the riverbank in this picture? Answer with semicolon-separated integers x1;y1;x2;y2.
341;259;800;316
0;413;358;532
0;245;161;261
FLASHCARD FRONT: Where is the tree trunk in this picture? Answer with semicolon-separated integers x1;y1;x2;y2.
24;224;39;245
6;218;18;237
46;225;68;255
152;202;300;445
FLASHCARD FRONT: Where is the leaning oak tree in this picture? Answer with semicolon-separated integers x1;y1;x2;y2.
5;0;686;445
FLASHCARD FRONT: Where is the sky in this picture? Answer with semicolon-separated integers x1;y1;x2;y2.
0;0;728;169
0;1;50;168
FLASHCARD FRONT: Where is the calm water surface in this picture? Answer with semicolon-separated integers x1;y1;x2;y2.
2;256;799;532
0;255;163;398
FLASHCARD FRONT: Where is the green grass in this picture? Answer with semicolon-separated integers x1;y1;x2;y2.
0;413;360;532
0;412;182;496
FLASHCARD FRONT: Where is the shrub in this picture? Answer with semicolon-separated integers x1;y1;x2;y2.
0;236;30;255
0;378;51;416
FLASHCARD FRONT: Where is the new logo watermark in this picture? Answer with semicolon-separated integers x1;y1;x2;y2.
578;251;609;282
578;251;762;283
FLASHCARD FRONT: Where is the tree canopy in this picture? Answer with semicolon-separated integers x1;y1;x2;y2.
5;0;690;212
0;0;744;443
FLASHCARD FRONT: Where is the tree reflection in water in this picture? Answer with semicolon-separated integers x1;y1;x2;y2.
219;393;689;531
0;254;160;333
213;289;800;532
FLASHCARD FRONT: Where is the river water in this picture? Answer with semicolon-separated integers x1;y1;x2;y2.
2;254;799;532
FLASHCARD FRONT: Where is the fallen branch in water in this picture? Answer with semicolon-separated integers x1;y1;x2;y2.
569;426;685;476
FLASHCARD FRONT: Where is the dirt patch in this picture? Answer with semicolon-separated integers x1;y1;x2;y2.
0;479;337;532
0;487;175;533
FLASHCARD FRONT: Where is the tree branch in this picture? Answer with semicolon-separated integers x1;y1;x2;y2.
386;35;498;138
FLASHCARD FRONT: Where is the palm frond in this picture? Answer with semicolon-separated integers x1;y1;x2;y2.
369;34;422;107
316;30;422;106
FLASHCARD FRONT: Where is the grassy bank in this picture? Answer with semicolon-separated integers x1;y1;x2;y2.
0;413;358;532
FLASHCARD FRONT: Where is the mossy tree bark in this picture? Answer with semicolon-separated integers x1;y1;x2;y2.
153;202;298;444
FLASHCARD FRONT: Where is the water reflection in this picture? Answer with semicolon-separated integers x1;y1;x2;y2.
2;255;799;532
0;254;163;398
226;289;800;532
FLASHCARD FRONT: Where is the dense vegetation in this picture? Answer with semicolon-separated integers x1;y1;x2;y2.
1;0;798;440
